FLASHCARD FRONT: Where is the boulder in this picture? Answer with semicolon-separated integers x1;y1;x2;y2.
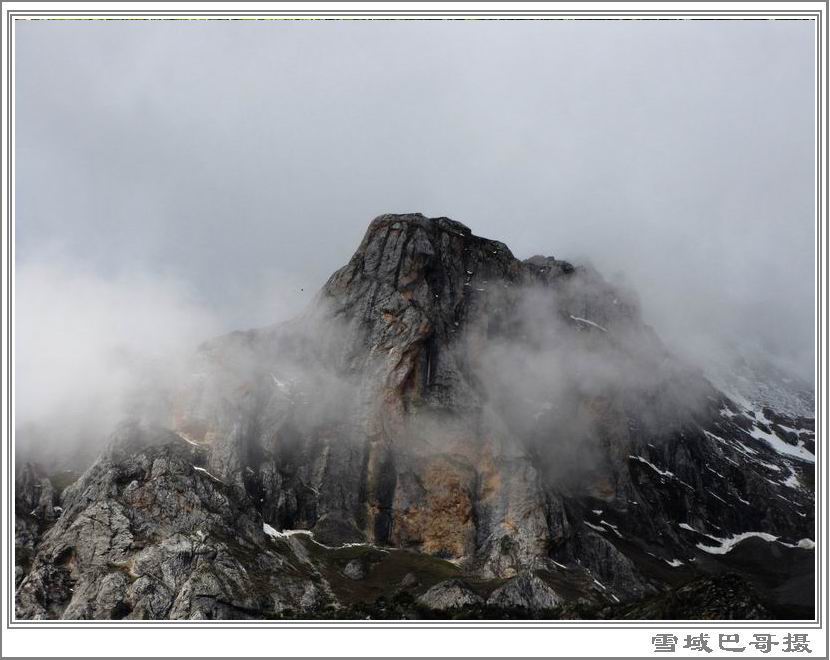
416;579;483;610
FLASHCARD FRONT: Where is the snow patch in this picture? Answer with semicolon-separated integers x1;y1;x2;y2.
706;465;726;479
696;531;779;555
569;315;608;333
704;430;759;458
176;432;202;448
781;471;801;490
263;525;315;541
263;523;281;539
600;520;623;538
629;455;695;490
629;455;674;478
263;525;390;553
745;425;815;463
193;466;224;484
709;491;729;505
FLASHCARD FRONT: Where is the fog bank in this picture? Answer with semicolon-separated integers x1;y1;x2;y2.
14;19;816;457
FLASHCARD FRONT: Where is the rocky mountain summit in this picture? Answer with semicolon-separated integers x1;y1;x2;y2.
16;213;815;620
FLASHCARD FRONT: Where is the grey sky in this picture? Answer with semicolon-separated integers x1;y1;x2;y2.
15;19;816;388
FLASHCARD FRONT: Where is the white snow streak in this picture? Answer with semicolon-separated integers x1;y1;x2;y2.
193;466;224;484
695;531;814;555
263;524;314;541
745;425;815;463
176;432;202;447
600;520;624;539
629;455;674;478
569;315;608;333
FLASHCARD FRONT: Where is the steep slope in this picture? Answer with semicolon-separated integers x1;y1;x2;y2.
16;213;815;619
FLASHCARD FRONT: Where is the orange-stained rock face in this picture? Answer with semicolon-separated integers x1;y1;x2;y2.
390;454;477;559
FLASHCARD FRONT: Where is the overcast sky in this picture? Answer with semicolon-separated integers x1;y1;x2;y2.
15;18;816;410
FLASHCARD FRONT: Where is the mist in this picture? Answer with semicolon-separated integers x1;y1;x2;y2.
14;19;816;460
14;254;220;464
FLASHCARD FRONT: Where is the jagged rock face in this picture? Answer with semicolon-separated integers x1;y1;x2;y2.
15;464;58;588
175;215;665;574
173;215;628;574
16;423;334;620
16;213;815;619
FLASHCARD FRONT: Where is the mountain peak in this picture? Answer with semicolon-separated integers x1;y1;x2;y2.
322;213;578;317
15;213;816;621
347;212;515;275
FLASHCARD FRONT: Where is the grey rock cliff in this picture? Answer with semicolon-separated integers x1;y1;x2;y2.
16;422;334;619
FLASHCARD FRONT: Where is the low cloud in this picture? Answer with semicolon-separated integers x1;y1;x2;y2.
15;254;221;466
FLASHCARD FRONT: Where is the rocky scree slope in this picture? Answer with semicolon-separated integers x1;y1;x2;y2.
16;214;815;619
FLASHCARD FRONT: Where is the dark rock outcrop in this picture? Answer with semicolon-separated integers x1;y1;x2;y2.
15;463;57;587
615;573;771;620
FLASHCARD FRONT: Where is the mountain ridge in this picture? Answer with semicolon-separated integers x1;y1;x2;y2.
15;213;815;619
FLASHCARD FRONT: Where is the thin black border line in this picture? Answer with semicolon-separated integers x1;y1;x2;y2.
10;17;825;22
4;12;823;17
5;0;12;645
1;8;825;16
816;0;821;634
824;0;828;645
825;0;828;642
5;0;14;640
2;5;826;638
817;1;822;635
818;2;824;634
1;6;823;10
3;2;7;655
5;0;12;648
820;0;825;644
0;0;817;3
